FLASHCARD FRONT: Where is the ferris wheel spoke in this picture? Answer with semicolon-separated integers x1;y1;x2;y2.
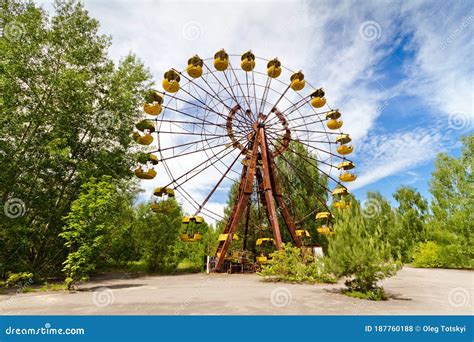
158;138;238;162
222;70;255;127
150;135;226;154
228;61;257;117
155;118;226;129
287;136;347;160
175;187;224;221
269;149;333;210
169;145;241;191
265;94;314;127
286;117;326;130
161;104;222;127
265;135;332;211
258;76;272;115
162;132;249;189
282;144;343;187
251;69;259;119
179;70;234;112
262;84;291;123
245;72;258;122
272;158;331;214
176;84;231;122
182;75;253;128
201;63;253;125
192;143;244;216
290;128;341;135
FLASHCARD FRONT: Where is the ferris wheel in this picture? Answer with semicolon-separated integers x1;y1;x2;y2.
132;50;356;271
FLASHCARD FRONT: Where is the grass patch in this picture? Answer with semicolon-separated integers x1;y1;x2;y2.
174;261;202;274
342;287;387;301
40;283;67;292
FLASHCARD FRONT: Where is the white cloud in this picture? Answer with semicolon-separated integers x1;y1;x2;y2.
36;0;473;215
350;123;459;191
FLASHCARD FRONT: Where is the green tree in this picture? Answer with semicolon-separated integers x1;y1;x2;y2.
276;141;329;247
134;200;182;273
417;135;473;268
0;0;151;277
327;203;400;298
392;186;428;262
60;176;129;289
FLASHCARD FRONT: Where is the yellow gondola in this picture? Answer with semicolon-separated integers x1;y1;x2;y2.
153;187;175;198
180;233;202;242
218;233;239;241
134;167;157;180
241;51;256;72
132;132;153;145
151;200;174;213
333;200;351;209
336;134;353;155
182;215;204;224
143;90;164;116
326;110;341;120
315;211;334;220
335;134;351;145
186;55;203;78
317;226;335;235
337;144;353;155
332;187;349;197
214;49;229;71
339;172;357;182
337;161;355;170
143;103;162;116
310;88;326;108
181;216;204;242
295;229;311;237
137;152;158;168
150;202;160;213
256;255;270;264
162;69;180;93
135;119;155;133
327;119;343;130
290;71;305;91
147;153;159;165
267;58;282;78
256;237;275;246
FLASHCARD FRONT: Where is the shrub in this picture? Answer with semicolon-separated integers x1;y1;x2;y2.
412;241;473;269
412;241;443;268
327;208;401;296
5;272;34;288
258;244;337;283
343;287;387;301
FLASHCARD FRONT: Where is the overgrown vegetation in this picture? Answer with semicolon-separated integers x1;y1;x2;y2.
0;0;471;298
258;244;337;284
258;136;472;299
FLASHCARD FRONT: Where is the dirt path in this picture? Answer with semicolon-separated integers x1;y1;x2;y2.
1;267;472;315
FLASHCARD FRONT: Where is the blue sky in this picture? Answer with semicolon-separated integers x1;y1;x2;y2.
39;0;474;220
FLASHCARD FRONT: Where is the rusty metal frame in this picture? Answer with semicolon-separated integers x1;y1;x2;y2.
214;124;302;271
